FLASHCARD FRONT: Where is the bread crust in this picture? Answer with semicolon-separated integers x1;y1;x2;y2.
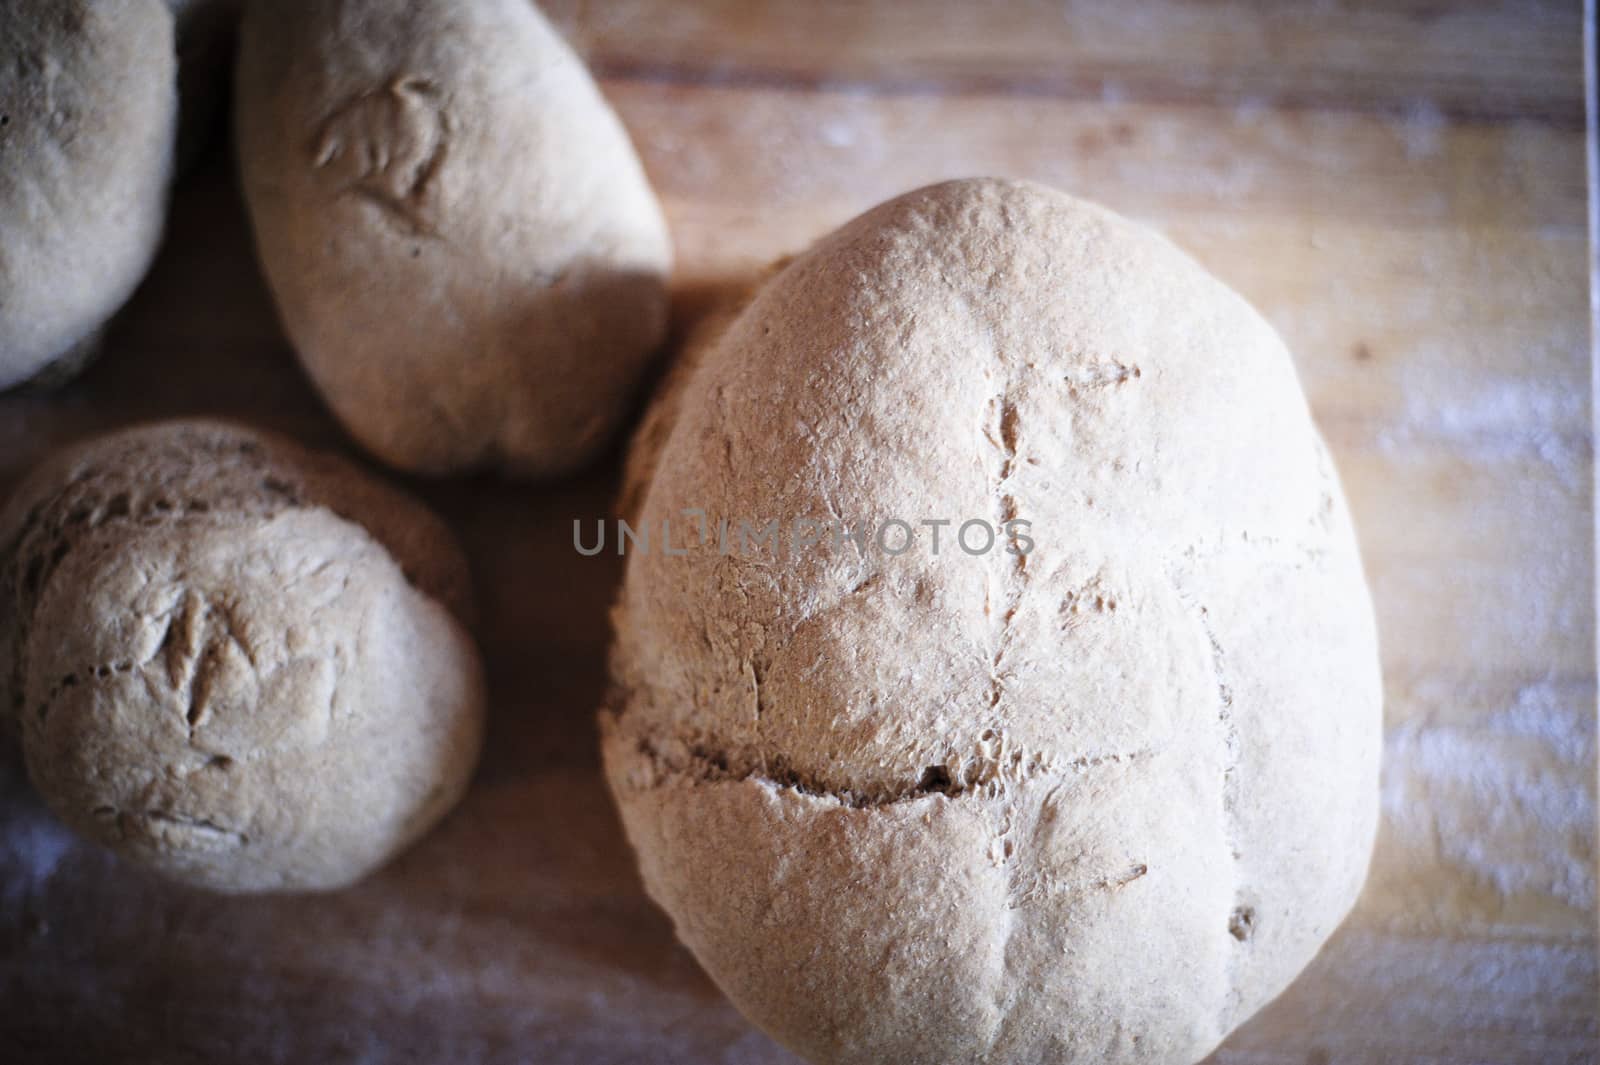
235;0;673;477
0;0;177;389
603;178;1382;1064
0;419;485;892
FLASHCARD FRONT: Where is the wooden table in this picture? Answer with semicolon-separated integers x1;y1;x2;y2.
2;2;1594;1061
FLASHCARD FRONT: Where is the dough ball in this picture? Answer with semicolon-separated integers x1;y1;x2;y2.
0;420;485;893
236;0;673;478
602;179;1382;1064
0;0;178;390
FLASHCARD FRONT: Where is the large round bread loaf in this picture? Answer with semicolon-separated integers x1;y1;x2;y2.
603;178;1382;1064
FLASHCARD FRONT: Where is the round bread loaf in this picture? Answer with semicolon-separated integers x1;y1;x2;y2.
0;0;177;390
235;0;673;478
603;179;1382;1064
0;420;485;892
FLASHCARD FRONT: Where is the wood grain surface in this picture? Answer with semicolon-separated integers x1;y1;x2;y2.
1;2;1595;1063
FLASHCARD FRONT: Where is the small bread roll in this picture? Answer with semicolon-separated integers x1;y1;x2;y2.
0;420;485;893
0;0;178;390
603;180;1382;1064
236;0;673;478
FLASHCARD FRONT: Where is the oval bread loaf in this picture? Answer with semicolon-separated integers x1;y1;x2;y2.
602;179;1382;1064
235;0;673;478
0;0;177;390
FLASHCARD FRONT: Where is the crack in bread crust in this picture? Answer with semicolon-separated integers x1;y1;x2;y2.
607;707;1158;810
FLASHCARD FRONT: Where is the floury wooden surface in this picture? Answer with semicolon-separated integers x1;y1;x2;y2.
0;1;1593;1061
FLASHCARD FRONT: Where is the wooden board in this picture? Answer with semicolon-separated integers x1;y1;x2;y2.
1;1;1594;1062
